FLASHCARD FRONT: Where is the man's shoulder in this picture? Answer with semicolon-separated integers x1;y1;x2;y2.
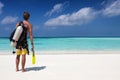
27;21;32;27
23;21;32;26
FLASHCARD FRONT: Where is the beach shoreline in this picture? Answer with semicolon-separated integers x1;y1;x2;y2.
1;50;120;55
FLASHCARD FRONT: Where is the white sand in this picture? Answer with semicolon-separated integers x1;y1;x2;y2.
0;52;120;80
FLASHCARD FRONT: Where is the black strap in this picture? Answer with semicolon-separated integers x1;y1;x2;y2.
11;39;18;43
18;21;24;26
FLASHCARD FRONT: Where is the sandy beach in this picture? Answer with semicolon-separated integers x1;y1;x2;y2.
0;51;120;80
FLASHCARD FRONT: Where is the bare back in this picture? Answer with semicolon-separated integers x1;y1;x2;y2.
23;20;34;48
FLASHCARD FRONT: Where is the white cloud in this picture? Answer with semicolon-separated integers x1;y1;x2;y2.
45;1;69;16
1;16;18;24
44;0;120;27
45;7;97;26
0;1;4;14
102;0;120;17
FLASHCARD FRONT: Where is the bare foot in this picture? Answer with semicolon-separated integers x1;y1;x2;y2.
22;69;26;72
16;68;19;72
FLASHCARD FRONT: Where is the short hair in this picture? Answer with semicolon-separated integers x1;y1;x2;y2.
23;12;30;20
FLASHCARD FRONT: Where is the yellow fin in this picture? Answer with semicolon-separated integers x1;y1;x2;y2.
32;54;36;64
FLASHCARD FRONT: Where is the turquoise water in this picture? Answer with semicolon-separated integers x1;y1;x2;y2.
0;38;120;52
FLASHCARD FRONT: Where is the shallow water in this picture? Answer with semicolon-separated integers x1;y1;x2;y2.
0;37;120;52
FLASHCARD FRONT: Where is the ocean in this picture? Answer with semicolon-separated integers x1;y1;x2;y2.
0;37;120;52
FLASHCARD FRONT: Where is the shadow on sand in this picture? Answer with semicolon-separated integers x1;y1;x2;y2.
25;66;46;72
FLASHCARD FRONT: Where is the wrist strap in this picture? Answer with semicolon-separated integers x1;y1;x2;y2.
31;42;34;45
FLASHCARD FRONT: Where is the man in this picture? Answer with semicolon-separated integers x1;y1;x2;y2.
16;12;34;72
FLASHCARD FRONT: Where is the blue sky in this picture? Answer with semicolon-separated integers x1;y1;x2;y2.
0;0;120;37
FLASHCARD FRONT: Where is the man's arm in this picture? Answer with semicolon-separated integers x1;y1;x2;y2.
29;24;34;49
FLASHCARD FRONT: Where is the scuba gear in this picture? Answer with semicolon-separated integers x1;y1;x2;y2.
10;21;29;54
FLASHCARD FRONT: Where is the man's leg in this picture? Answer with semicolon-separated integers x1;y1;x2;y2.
16;55;20;71
16;49;21;72
21;49;27;72
22;54;26;72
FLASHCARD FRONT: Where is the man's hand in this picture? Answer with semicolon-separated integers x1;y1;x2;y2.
32;44;34;49
31;42;34;49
